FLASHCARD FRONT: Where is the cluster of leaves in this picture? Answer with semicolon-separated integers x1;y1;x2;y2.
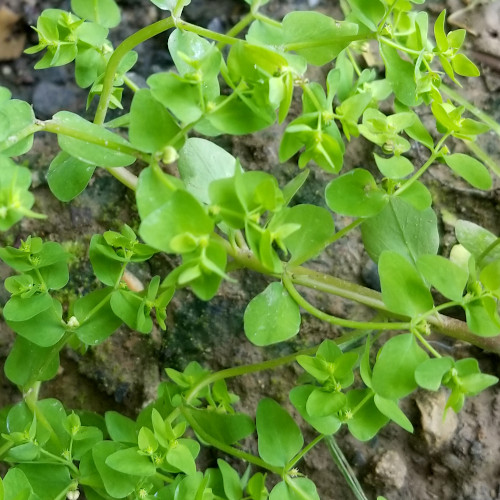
1;0;500;499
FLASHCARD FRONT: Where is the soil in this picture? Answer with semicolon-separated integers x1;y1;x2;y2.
1;1;500;499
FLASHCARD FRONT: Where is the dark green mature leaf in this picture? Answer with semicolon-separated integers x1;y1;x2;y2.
379;44;417;106
361;197;439;264
372;334;428;399
218;459;243;500
53;111;136;168
5;336;60;387
283;11;359;65
129;89;182;153
443;153;491;190
325;169;388;217
17;464;72;500
256;398;303;467
74;287;122;345
270;204;335;265
93;441;137;498
140;189;214;253
106;447;156;476
183;408;254;445
71;0;120;27
7;299;66;347
379;251;434;316
244;282;301;346
47;152;96;201
178;138;238;205
269;478;320;500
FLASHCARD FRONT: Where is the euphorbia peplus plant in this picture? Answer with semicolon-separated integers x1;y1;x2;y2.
0;0;500;498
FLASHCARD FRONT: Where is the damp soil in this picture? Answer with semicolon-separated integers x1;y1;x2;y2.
2;1;500;499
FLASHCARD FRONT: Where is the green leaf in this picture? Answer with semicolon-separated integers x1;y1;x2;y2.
5;337;60;387
106;447;156;476
139;189;213;253
346;0;386;31
92;441;137;498
218;459;242;500
166;442;197;476
372;333;429;399
183;408;254;445
71;0;121;27
361;197;439;264
283;12;359;65
480;260;500;293
74;287;122;345
149;0;191;15
416;254;468;301
47;152;96;202
414;357;454;391
452;53;480;77
325;168;388;217
244;282;301;346
3;293;53;322
53;111;136;168
247;473;269;500
2;468;33;500
256;398;303;467
374;395;413;432
105;412;137;444
374;154;414;179
455;220;500;267
269;478;320;500
306;389;347;418
17;464;71;500
379;44;417;106
346;389;388;441
7;299;66;347
434;10;448;52
178;138;238;205
464;296;500;337
443;153;491;190
379;251;433;316
129;89;182;153
0;100;35;157
270;204;335;265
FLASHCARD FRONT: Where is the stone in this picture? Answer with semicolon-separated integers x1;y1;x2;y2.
416;390;458;451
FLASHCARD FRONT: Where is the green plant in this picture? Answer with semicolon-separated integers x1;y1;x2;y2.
0;0;499;498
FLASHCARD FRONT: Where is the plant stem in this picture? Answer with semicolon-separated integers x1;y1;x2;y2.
440;83;500;137
413;328;442;358
283;273;410;331
287;434;324;471
176;19;241;45
378;36;422;55
180;406;283;474
0;123;43;153
95;17;176;124
287;266;500;353
324;436;369;500
327;219;362;245
217;12;254;50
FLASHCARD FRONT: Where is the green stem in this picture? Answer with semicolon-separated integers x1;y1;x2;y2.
0;123;43;153
413;328;442;358
396;132;450;196
285;33;372;52
351;390;373;417
253;12;283;29
324;436;369;500
155;471;174;483
176;19;241;45
287;266;500;354
327;219;362;245
287;434;324;471
282;273;411;331
40;449;79;475
378;36;422;56
123;75;140;93
180;406;282;474
441;83;500;137
95;17;176;124
217;12;254;50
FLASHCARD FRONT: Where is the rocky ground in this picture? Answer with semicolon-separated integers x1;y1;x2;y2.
1;0;500;499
